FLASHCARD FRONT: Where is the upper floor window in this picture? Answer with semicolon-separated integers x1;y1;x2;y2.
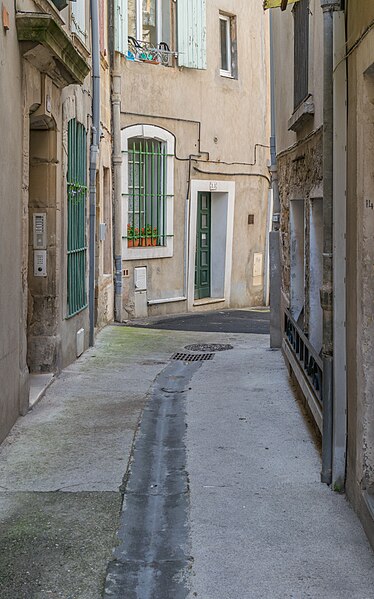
293;0;309;108
71;0;87;43
219;12;237;79
128;0;171;47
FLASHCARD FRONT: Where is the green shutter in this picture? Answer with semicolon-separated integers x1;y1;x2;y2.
67;119;88;318
115;0;128;55
177;0;207;70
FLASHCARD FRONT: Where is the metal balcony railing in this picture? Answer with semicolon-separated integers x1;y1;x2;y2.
127;37;178;67
283;307;323;409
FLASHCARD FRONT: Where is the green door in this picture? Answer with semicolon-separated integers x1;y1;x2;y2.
195;192;211;299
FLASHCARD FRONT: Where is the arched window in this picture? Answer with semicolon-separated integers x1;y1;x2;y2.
121;125;174;259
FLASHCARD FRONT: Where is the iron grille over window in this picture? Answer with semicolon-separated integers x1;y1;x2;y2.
293;0;309;109
127;138;168;247
67;119;87;317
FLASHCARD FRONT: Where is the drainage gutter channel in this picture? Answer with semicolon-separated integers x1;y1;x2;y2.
103;359;202;598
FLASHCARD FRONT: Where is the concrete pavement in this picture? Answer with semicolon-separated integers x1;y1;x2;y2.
0;323;373;597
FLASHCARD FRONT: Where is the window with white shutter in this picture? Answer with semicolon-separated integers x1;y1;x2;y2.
71;0;87;43
177;0;207;70
115;0;128;54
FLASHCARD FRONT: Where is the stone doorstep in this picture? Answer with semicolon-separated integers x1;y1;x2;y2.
29;373;54;409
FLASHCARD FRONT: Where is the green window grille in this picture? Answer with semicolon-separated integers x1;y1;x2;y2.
67;118;87;317
126;138;170;247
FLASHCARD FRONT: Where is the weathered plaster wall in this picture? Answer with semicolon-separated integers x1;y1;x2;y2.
118;0;270;316
278;129;323;334
346;8;374;544
0;0;24;442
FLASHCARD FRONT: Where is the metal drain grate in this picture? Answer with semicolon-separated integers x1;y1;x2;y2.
172;352;215;362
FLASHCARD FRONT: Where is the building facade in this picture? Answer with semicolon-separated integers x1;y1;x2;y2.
113;0;271;320
271;0;374;548
0;0;113;443
346;0;374;549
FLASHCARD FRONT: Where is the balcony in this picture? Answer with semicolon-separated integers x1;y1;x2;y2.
16;13;89;87
126;37;178;67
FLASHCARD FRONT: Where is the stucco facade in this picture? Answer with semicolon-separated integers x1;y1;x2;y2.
0;0;113;443
346;0;374;548
115;0;270;319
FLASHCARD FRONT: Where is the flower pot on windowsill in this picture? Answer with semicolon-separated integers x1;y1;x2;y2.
128;238;140;248
151;237;157;246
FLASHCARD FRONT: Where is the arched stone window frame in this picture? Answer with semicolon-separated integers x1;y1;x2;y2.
121;124;175;259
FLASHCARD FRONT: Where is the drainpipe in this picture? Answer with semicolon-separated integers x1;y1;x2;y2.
269;10;282;348
89;0;100;347
332;8;347;490
320;0;340;485
108;0;123;323
112;57;123;323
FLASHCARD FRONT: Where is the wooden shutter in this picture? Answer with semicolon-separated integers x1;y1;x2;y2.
72;0;87;42
177;0;206;70
115;0;128;54
294;0;309;108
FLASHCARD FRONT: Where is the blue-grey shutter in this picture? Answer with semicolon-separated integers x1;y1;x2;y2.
115;0;128;54
177;0;206;69
72;0;87;42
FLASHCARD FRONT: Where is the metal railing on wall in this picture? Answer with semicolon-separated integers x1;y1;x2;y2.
283;308;323;429
67;118;88;318
127;37;178;67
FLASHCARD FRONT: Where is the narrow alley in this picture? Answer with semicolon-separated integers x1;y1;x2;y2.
1;315;373;598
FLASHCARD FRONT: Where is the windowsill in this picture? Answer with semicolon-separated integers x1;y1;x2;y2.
288;95;315;132
123;244;173;260
193;297;225;306
220;70;234;79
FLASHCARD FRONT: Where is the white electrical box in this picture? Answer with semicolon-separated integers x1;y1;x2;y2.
33;213;47;249
134;266;147;290
34;250;47;277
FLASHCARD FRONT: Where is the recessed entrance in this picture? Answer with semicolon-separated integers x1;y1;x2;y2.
188;180;235;310
195;192;211;300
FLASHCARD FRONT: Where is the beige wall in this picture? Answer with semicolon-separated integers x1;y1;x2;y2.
118;0;270;316
272;0;323;154
272;0;324;340
0;0;114;443
346;0;374;546
0;0;24;442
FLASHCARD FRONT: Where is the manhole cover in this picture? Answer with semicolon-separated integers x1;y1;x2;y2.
172;352;215;362
184;343;233;352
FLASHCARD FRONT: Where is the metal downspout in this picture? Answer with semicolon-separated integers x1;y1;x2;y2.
112;57;123;323
320;0;340;485
89;0;100;346
269;9;282;348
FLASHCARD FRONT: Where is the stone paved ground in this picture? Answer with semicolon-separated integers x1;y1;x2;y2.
0;322;373;598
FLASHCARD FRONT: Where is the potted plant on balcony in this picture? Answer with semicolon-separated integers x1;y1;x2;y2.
145;224;153;246
151;226;158;246
127;224;139;247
